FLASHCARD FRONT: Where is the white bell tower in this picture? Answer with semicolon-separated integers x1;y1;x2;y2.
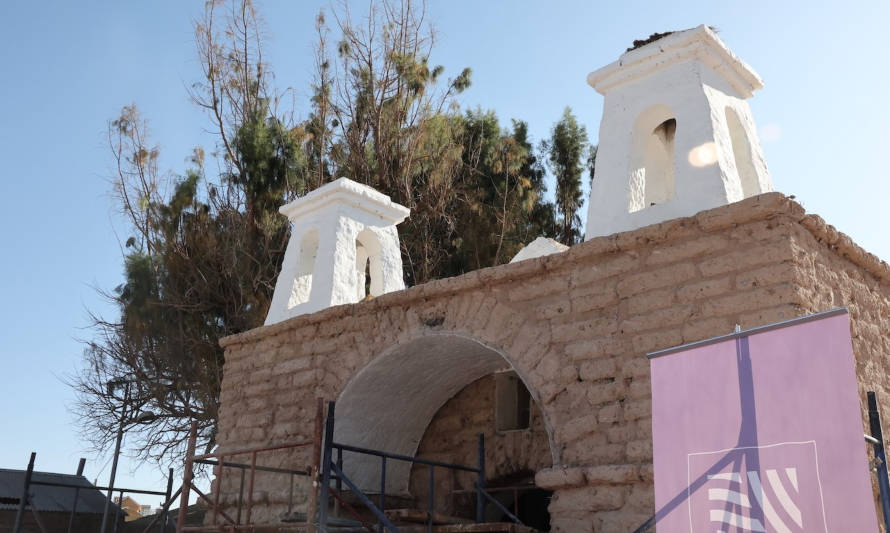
585;25;773;240
265;177;410;325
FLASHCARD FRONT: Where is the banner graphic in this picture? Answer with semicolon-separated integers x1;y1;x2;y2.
649;309;878;532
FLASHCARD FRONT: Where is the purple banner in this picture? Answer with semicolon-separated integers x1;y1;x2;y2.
650;310;879;532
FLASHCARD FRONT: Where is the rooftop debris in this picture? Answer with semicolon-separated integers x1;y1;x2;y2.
627;31;676;52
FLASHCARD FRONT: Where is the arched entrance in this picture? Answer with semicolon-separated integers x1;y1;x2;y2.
333;333;557;504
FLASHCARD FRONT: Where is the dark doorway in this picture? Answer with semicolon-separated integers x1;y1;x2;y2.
484;471;552;531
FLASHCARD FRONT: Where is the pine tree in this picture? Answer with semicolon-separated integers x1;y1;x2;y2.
544;107;590;245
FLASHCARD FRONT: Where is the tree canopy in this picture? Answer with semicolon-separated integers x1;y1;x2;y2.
74;0;596;464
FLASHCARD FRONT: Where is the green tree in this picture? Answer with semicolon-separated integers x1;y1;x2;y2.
511;120;557;244
74;0;307;460
450;111;551;269
543;107;590;245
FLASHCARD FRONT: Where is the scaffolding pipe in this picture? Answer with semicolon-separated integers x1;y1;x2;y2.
12;452;36;533
176;421;198;533
476;434;485;524
65;458;86;533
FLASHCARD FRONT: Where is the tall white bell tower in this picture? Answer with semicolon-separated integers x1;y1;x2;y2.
585;25;773;240
264;177;410;325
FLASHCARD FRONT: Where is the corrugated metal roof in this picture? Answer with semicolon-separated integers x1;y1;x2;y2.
0;469;115;514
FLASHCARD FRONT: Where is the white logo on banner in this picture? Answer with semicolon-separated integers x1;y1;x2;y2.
686;441;828;533
706;469;801;532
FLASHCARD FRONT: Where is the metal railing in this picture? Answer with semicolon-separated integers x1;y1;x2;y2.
318;400;527;533
177;399;324;532
12;453;177;533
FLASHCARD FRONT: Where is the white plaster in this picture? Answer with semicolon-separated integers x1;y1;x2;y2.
584;25;773;240
265;178;410;325
334;334;557;496
509;237;569;263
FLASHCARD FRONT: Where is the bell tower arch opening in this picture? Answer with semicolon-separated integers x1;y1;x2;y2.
287;229;318;308
629;105;678;213
725;106;760;198
354;228;384;299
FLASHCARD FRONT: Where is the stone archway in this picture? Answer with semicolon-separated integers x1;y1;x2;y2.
333;333;558;497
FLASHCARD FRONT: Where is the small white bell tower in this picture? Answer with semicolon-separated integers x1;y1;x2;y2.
265;178;410;325
585;25;773;239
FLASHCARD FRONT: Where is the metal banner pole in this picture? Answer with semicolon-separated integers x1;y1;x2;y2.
867;391;890;531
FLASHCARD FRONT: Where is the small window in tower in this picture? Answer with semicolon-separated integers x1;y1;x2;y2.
628;105;677;213
495;371;531;431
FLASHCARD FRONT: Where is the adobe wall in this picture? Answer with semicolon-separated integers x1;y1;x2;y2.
785;213;890;406
407;375;552;517
788;213;890;533
216;192;890;532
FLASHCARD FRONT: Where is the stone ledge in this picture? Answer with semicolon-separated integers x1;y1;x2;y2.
535;464;647;490
220;192;890;349
798;213;890;285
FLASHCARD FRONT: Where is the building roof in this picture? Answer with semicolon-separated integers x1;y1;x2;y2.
0;469;115;514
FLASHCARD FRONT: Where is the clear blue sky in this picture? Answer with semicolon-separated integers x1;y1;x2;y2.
1;1;888;502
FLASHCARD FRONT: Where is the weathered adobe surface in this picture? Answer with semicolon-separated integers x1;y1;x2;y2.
408;375;552;518
215;192;890;532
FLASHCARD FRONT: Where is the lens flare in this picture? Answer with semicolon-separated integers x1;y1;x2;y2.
760;123;782;142
688;142;718;167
